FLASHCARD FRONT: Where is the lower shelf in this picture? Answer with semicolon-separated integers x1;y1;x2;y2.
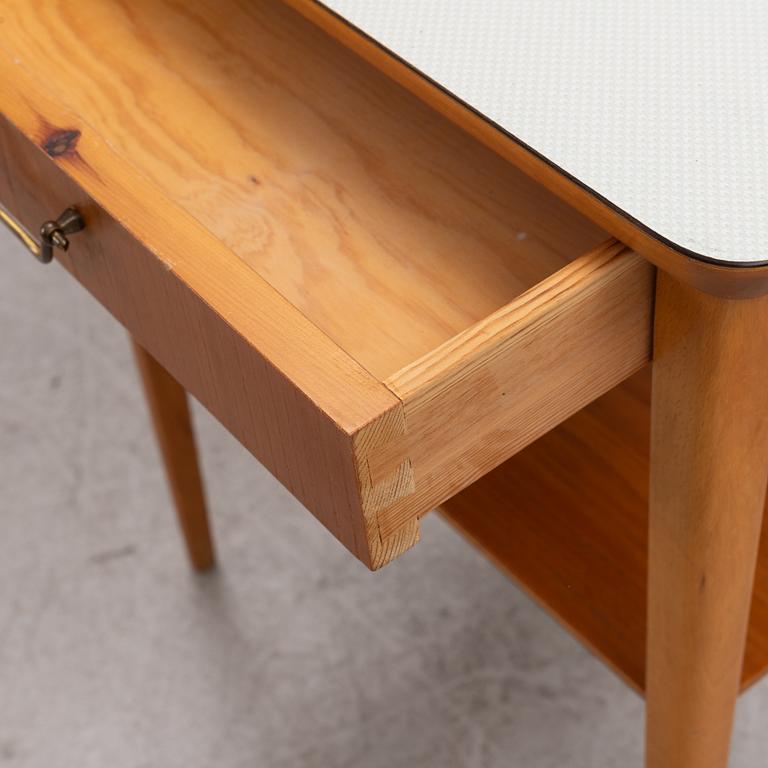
439;366;768;693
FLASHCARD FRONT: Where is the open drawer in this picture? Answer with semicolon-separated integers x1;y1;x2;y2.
0;0;654;568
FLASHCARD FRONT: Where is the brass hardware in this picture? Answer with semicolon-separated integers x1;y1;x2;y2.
0;204;85;264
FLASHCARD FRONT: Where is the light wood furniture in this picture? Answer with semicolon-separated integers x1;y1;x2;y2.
287;0;768;295
0;0;652;570
441;366;768;693
646;276;768;767
131;341;215;571
1;1;765;765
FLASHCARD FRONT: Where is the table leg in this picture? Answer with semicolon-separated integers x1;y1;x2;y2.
131;338;215;571
646;272;768;767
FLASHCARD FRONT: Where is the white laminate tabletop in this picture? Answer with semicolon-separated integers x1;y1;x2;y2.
315;0;768;266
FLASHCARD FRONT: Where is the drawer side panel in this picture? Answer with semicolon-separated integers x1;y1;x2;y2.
374;242;655;537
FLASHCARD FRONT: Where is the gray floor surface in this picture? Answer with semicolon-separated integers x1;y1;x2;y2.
1;227;767;767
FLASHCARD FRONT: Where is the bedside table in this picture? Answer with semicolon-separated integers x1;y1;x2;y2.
1;2;766;765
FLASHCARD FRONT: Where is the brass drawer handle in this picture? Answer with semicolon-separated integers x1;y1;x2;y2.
0;204;85;264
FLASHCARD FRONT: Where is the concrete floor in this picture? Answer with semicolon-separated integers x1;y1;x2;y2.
1;226;767;767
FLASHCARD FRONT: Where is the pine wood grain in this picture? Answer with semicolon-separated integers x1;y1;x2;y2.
646;273;768;768
0;105;415;570
0;0;652;570
286;0;768;299
132;340;215;571
440;367;768;695
375;241;654;536
0;0;608;378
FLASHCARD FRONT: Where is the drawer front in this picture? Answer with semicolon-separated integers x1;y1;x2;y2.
0;113;418;570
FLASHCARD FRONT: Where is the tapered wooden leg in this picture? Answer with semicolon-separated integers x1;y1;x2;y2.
646;272;768;768
131;339;215;571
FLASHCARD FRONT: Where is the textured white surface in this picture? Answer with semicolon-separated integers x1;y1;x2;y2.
318;0;768;265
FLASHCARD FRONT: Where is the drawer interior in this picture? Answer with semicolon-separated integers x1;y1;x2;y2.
1;0;608;380
1;0;653;568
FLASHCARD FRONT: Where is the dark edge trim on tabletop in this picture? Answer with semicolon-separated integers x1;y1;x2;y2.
307;0;767;270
